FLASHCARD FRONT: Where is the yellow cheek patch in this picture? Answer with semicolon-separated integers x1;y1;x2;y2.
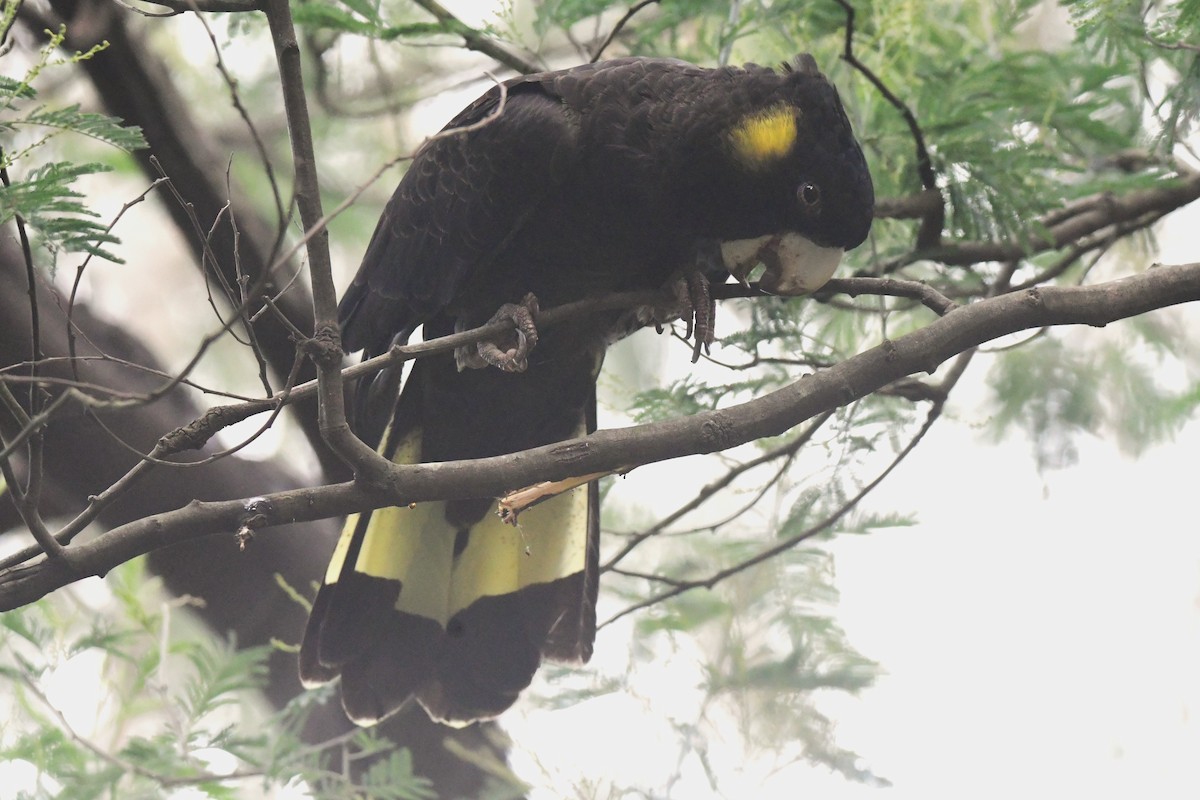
729;105;799;167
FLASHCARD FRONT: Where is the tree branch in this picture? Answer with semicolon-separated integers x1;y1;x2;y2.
914;169;1200;267
714;276;960;316
261;0;379;478
127;0;262;14
6;277;948;471
589;0;661;63
601;401;943;628
4;261;1196;610
408;0;542;75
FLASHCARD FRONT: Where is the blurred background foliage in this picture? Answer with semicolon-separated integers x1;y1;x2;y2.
1;0;1199;796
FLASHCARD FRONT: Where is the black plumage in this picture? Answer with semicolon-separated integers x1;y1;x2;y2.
300;55;874;725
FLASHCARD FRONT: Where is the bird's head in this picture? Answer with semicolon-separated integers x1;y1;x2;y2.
681;56;874;294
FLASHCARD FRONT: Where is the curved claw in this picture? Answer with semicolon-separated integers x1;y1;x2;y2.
684;270;716;363
637;269;719;362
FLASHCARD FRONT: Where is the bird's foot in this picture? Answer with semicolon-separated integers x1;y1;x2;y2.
682;270;716;363
645;270;718;363
456;293;540;372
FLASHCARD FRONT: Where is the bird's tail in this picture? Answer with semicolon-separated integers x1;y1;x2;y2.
299;359;599;725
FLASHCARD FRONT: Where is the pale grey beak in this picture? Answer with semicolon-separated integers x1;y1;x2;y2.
722;233;844;296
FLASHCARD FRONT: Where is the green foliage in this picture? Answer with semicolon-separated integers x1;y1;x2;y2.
711;600;884;784
602;383;924;786
4;103;147;152
290;0;510;43
612;538;888;787
832;1;1180;245
631;371;783;423
0;561;434;800
355;747;437;799
607;0;1200;474
291;2;444;40
635;590;732;635
987;332;1200;469
0;27;146;268
1066;0;1200;145
0;161;121;262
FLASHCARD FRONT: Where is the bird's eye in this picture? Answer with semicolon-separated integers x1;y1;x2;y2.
797;181;822;210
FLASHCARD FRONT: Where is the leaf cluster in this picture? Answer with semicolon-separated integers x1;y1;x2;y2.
986;329;1200;470
0;29;146;268
1068;0;1200;146
0;561;435;800
291;0;446;41
608;532;892;786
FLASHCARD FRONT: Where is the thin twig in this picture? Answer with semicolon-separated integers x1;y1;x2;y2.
125;0;260;11
0;390;76;466
908;170;1200;268
262;0;380;477
711;276;957;316
834;0;943;248
599;403;942;629
0;362;259;405
0;159;42;416
16;667;174;784
189;0;288;232
0;384;72;565
0;349;307;573
67;177;169;386
409;0;542;75
603;410;837;571
590;0;661;63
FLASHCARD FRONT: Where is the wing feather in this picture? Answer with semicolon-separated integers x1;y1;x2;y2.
339;80;582;356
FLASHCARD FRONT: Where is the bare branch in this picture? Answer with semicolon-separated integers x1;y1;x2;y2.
261;0;379;476
189;0;288;235
4;261;1197;610
123;0;261;12
601;403;943;628
25;6;334;471
67;177;170;384
713;277;959;316
603;409;838;571
0;385;72;567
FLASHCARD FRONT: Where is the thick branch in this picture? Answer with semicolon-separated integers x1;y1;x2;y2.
4;262;1197;610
